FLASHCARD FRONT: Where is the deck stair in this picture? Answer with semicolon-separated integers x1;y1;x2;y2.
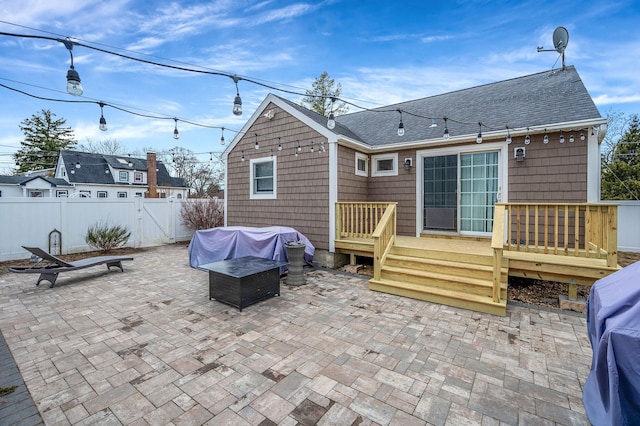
369;240;508;316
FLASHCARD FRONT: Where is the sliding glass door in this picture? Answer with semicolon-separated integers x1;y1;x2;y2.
423;151;499;235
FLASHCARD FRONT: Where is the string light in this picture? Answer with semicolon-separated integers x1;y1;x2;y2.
524;127;531;145
506;126;512;144
62;39;83;96
98;102;107;131
220;127;225;145
397;110;405;137
569;133;575;143
297;141;302;152
327;97;336;129
580;131;585;141
559;130;565;144
232;75;243;116
476;123;483;144
277;137;282;151
443;117;450;139
173;118;180;139
241;150;245;161
543;129;549;144
254;133;259;150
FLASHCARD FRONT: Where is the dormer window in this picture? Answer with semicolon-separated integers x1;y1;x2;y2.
119;171;129;182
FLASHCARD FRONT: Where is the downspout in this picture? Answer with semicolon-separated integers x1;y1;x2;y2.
588;123;607;202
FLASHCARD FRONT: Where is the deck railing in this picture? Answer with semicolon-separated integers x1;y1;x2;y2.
371;203;397;281
491;205;506;304
494;203;618;268
335;202;394;239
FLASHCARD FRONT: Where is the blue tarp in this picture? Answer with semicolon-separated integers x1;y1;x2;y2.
188;226;314;270
584;261;640;426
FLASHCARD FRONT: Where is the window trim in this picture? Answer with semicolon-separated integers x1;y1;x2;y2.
355;152;368;177
117;191;128;198
371;153;398;177
250;156;277;200
56;190;68;197
134;172;143;183
119;171;129;182
97;191;108;198
29;190;44;198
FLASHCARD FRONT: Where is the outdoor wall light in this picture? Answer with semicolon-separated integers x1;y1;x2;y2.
173;118;180;140
515;147;525;162
476;123;483;144
232;75;243;116
98;102;107;131
404;158;413;170
63;39;83;96
397;110;405;137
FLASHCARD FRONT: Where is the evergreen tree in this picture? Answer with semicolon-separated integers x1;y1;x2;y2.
601;114;640;200
14;109;77;174
301;71;348;117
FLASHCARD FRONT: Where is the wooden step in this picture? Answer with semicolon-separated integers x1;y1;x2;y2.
390;245;506;268
380;265;507;298
384;253;504;281
369;278;507;317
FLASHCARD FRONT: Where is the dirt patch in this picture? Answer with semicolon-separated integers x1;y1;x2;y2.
341;252;640;309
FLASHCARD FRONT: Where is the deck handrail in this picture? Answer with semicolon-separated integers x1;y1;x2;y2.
493;202;618;268
371;203;397;281
335;202;394;239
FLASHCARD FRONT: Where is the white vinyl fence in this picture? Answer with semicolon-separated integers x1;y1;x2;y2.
0;197;195;261
617;201;640;253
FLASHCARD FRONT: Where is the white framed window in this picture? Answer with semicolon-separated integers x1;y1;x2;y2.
79;191;91;198
250;156;277;200
29;190;44;197
134;172;143;183
56;190;68;197
372;153;398;177
97;191;108;198
117;192;127;198
355;152;368;177
135;192;143;197
119;171;129;182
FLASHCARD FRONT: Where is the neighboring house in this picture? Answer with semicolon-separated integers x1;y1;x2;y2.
0;175;72;198
224;66;607;269
53;150;188;199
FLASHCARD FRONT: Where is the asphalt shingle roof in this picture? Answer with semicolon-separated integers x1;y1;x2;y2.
60;150;186;187
279;66;601;147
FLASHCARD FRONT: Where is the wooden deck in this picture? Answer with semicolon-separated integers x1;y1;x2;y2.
335;202;620;317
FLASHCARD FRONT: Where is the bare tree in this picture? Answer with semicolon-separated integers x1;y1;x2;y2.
163;147;224;197
78;138;125;155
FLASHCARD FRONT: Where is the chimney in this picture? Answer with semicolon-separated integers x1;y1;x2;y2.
146;151;158;198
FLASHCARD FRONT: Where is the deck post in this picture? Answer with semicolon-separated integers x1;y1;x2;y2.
606;204;618;268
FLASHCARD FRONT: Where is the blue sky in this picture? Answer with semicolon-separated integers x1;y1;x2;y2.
1;0;639;172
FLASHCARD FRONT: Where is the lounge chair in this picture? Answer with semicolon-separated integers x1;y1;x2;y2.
9;246;133;288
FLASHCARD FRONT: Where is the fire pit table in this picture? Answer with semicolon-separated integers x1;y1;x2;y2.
198;256;288;311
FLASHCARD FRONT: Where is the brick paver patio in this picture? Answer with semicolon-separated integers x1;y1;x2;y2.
0;244;592;425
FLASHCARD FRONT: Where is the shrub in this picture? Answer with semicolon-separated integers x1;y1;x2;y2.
85;222;131;252
180;198;224;230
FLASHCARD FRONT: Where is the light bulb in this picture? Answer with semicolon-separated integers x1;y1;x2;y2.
443;128;449;139
476;133;483;144
327;112;335;129
173;128;179;139
66;67;83;96
506;133;512;144
580;131;585;141
220;135;225;145
99;115;107;131
233;95;243;116
569;134;575;143
559;134;565;143
75;161;81;169
543;134;549;144
397;121;405;137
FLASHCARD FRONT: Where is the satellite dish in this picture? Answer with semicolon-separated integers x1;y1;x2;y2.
552;26;569;53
